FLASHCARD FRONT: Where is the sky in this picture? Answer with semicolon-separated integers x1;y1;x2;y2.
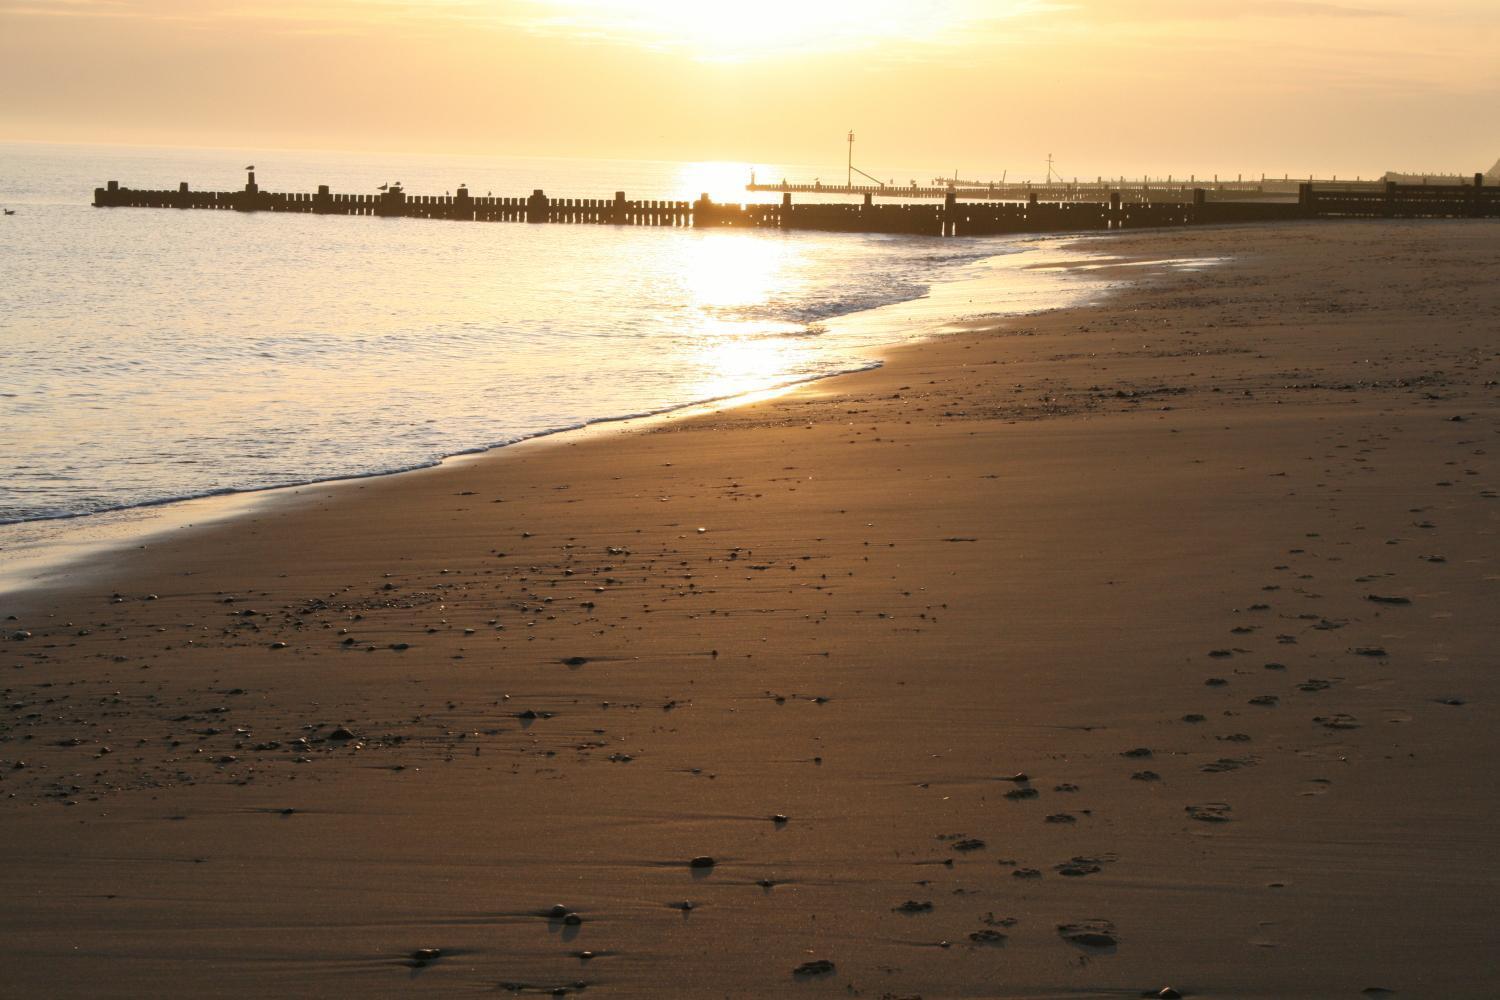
2;0;1497;180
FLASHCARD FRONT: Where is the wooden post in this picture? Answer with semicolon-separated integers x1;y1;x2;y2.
1384;180;1397;218
613;191;626;225
944;191;957;237
1473;173;1485;218
1298;182;1314;217
694;192;712;227
1110;190;1121;229
527;189;549;223
454;186;473;221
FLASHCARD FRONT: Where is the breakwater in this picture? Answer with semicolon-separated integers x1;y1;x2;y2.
93;171;1497;237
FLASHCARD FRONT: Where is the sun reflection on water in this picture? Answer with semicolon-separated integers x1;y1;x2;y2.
669;227;820;400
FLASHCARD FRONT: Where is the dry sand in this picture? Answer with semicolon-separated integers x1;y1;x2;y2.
2;220;1497;999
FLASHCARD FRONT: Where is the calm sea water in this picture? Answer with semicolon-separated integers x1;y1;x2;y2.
0;143;1093;553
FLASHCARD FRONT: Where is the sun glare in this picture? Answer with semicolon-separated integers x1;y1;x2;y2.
524;0;1017;61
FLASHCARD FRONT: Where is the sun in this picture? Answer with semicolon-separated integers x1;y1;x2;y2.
522;0;1014;62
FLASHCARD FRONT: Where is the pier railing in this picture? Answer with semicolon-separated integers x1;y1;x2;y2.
93;172;1497;238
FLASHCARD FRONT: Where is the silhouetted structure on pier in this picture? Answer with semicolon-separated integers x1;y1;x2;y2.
92;170;1498;238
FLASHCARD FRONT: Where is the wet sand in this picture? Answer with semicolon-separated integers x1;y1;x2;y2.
2;220;1497;998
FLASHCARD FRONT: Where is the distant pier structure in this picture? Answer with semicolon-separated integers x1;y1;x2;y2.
92;168;1498;238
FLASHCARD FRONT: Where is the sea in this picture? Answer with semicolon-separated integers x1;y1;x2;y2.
0;142;1103;589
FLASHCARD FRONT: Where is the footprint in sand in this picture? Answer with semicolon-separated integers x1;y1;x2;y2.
1186;802;1233;823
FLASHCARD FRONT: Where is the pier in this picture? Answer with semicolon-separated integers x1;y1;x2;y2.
93;171;1498;238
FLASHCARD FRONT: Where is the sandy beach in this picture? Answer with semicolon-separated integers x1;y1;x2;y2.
2;219;1497;998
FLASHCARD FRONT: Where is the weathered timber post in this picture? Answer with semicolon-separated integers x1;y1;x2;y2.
1298;182;1314;218
611;191;625;225
1191;187;1205;224
863;192;872;208
1110;190;1122;229
944;190;957;236
1027;192;1038;209
313;184;333;215
376;185;407;218
694;192;712;227
781;191;791;229
176;181;190;208
238;169;260;212
527;189;549;223
454;186;473;221
1473;173;1485;218
1384;180;1397;218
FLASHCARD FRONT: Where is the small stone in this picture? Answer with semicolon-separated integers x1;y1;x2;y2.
1131;770;1161;782
548;904;569;919
269;641;287;649
792;959;835;976
771;814;789;824
688;856;716;869
328;726;356;740
411;948;441;964
894;900;933;913
562;656;589;666
562;913;582;926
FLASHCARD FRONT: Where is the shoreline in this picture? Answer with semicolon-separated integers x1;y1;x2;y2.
0;233;1117;603
2;219;1496;998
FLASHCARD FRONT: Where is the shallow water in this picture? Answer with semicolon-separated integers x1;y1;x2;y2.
0;143;1099;586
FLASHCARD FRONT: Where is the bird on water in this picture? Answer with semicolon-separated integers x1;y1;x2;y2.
2;208;14;216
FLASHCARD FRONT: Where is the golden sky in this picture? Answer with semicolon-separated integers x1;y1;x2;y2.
3;0;1496;178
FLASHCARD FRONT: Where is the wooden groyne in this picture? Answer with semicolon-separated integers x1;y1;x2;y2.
93;171;1498;238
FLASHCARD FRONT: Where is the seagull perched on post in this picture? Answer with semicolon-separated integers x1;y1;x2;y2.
244;165;255;171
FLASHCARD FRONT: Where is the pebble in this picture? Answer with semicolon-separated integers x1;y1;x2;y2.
328;726;357;740
411;948;442;964
548;904;569;919
792;959;835;976
688;856;716;868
